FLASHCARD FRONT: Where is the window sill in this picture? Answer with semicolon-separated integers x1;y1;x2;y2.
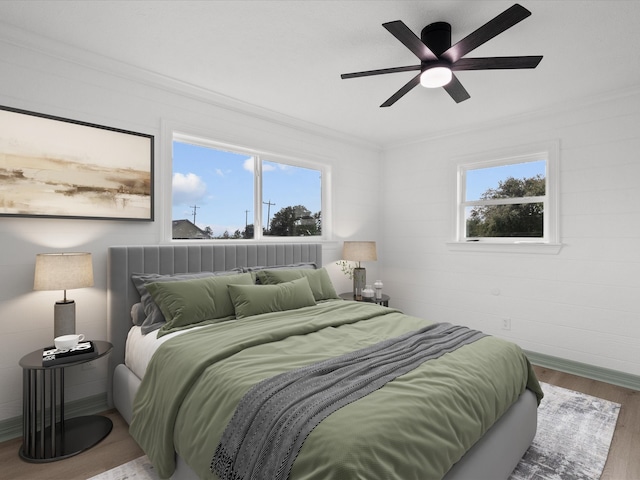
446;241;563;255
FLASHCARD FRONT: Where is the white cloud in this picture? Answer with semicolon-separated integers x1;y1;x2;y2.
243;157;255;173
243;157;276;173
172;172;207;205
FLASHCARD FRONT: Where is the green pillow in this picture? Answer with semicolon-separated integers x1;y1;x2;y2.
255;267;339;301
228;277;317;319
131;270;241;334
243;262;317;284
146;273;253;333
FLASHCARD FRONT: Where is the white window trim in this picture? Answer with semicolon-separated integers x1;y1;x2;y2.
163;125;331;243
447;140;562;254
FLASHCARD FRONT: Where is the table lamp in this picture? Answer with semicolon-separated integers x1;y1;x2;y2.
34;252;94;338
342;241;377;299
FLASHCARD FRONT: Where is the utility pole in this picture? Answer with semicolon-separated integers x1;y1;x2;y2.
190;205;200;224
263;200;275;232
245;209;250;228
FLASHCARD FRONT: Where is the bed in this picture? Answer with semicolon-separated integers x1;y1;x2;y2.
107;243;541;480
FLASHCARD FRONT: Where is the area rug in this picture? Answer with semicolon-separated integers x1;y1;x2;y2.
88;382;620;480
509;382;620;480
87;455;157;480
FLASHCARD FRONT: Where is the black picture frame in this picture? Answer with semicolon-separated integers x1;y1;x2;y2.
0;105;154;221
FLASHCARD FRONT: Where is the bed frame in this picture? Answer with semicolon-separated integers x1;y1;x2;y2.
107;243;537;480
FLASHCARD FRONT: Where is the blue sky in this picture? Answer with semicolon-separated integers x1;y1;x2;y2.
465;159;545;201
172;141;321;235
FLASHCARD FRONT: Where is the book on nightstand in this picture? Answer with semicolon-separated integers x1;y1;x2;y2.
42;341;98;366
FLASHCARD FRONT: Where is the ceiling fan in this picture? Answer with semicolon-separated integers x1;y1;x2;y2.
340;3;543;107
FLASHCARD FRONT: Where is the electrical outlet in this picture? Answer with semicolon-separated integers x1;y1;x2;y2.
501;318;511;331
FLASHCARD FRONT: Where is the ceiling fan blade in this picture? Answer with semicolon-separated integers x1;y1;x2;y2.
380;72;422;107
452;56;543;70
442;4;532;63
442;74;470;103
341;64;421;79
383;20;438;62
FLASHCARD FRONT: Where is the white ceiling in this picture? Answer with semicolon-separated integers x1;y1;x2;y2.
1;1;639;147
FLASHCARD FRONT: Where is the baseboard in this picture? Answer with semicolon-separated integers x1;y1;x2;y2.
526;350;640;392
0;393;109;444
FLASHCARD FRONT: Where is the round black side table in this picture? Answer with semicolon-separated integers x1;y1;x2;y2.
18;340;113;462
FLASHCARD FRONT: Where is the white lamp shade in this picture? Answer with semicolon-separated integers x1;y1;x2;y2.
342;241;377;262
34;252;94;291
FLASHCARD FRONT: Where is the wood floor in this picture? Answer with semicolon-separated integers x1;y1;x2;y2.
0;366;637;480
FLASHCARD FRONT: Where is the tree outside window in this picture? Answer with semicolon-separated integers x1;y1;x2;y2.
467;174;545;237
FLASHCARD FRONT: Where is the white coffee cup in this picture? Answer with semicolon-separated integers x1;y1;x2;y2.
54;334;85;350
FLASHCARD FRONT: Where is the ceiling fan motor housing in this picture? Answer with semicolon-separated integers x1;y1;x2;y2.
421;22;451;57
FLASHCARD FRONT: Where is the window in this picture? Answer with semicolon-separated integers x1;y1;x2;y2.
454;141;560;250
172;135;324;240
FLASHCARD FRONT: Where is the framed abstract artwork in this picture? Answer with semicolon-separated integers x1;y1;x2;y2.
0;105;154;221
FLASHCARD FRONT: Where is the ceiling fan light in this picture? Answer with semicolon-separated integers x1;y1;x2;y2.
420;67;452;88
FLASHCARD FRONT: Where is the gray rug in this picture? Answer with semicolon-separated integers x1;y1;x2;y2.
510;382;620;480
89;382;620;480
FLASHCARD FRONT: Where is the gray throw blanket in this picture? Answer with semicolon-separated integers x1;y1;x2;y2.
211;322;486;480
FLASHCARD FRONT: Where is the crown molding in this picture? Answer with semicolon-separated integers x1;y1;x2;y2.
0;21;380;153
4;20;638;154
385;83;640;150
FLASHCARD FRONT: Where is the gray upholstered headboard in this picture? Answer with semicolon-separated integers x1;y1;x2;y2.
106;243;322;402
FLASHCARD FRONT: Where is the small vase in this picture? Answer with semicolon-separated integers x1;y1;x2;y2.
374;280;383;300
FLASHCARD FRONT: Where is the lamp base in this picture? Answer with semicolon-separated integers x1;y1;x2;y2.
54;300;76;338
353;267;366;300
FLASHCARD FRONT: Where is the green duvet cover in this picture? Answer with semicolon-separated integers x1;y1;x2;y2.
130;300;542;480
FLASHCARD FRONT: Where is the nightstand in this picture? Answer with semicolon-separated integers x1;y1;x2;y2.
18;340;113;462
339;292;390;307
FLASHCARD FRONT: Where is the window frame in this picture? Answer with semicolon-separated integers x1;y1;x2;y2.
449;140;561;254
168;131;330;242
